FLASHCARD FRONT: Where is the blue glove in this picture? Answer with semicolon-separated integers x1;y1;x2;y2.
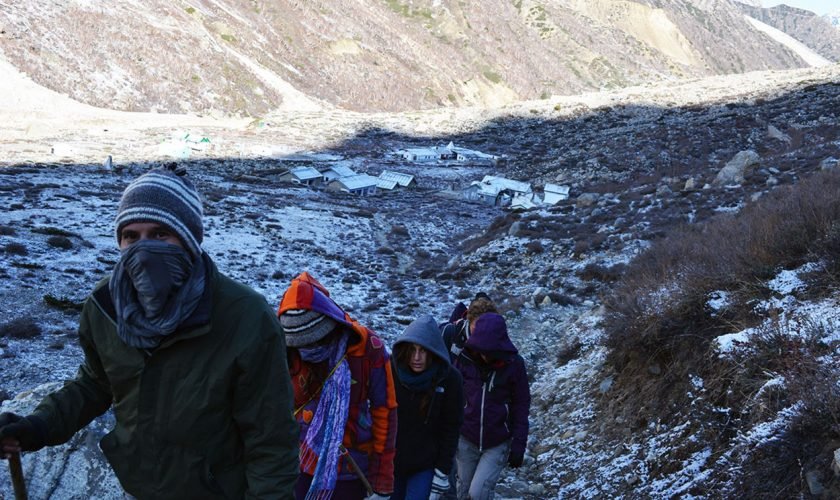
429;468;450;500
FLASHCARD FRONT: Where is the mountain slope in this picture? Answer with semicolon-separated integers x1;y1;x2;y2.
736;2;840;61
0;0;812;115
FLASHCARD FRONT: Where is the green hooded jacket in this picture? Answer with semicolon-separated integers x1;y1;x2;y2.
31;258;299;499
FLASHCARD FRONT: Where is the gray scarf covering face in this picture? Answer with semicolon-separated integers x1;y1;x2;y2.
109;239;206;349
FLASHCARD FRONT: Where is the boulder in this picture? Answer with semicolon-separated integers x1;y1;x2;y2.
656;184;673;197
0;383;121;499
576;193;599;208
767;124;791;144
820;157;838;171
713;150;760;186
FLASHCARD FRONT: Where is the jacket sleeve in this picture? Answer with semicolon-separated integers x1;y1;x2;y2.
366;337;398;494
435;368;464;472
31;299;113;445
509;356;531;458
234;304;300;499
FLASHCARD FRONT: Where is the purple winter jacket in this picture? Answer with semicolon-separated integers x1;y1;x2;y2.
454;313;530;458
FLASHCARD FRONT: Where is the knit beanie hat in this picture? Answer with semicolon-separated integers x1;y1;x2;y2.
115;164;203;258
281;309;339;347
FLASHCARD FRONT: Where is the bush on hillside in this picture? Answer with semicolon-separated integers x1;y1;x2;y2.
605;168;840;369
601;168;840;495
719;321;840;498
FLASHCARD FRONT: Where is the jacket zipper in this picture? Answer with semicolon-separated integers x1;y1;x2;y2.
479;371;497;452
479;378;488;452
90;293;118;328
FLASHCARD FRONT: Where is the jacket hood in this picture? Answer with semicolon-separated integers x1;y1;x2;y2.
393;314;451;368
277;272;365;346
464;313;517;355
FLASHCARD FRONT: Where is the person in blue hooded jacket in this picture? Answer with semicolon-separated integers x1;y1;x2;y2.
454;312;530;500
391;315;464;500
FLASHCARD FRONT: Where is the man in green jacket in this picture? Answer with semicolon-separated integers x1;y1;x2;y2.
0;164;299;499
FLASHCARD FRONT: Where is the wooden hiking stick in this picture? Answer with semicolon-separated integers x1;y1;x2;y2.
339;445;373;496
7;451;27;500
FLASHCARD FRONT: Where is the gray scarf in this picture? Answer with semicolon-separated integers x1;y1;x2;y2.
109;240;206;349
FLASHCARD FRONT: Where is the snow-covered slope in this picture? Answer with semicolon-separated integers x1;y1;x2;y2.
744;15;832;66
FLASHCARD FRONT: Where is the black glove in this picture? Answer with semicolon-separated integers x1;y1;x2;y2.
0;412;47;452
508;450;524;468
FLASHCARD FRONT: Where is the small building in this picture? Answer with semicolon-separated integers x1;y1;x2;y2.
396;141;456;162
542;183;570;205
453;147;498;165
277;166;323;186
398;147;442;162
396;141;499;164
327;174;379;196
377;178;399;190
510;193;537;210
378;170;417;189
463;175;533;207
479;175;532;196
321;164;357;183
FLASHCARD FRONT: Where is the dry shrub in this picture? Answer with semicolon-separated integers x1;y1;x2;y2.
3;242;27;255
572;232;608;257
599;168;840;466
390;224;410;237
720;322;840;498
605;168;840;368
47;235;74;250
32;226;78;237
462;213;519;254
0;318;42;339
525;240;544;255
578;262;626;283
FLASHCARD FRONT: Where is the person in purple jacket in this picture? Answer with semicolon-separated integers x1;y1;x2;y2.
454;312;530;500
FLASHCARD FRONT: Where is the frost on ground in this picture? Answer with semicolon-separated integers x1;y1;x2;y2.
1;63;840;497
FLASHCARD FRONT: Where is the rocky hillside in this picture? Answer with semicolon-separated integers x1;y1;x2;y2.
0;0;817;115
1;59;838;497
736;2;840;61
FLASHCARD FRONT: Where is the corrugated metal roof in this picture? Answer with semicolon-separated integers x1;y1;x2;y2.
400;147;438;156
336;174;379;190
511;193;537;210
290;166;322;180
545;183;570;195
377;179;399;190
479;175;532;194
324;165;356;177
543;183;570;205
379;170;415;186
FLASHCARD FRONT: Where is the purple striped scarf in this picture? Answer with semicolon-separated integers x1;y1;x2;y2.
300;333;351;499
